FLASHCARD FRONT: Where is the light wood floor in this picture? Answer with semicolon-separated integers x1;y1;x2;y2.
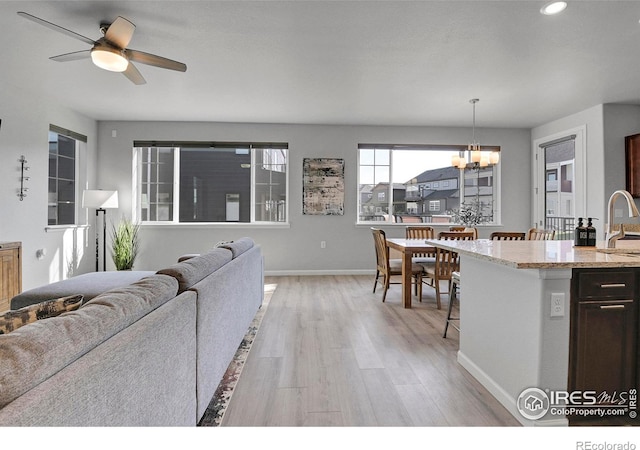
221;275;520;426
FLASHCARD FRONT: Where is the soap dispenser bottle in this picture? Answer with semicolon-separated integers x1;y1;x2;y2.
575;217;587;246
586;218;597;246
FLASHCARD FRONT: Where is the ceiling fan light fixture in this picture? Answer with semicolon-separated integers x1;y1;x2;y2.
91;46;128;72
540;1;567;16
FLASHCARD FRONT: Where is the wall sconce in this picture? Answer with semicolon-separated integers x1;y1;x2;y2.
18;155;29;201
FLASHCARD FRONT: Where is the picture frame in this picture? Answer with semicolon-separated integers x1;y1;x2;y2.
302;158;345;215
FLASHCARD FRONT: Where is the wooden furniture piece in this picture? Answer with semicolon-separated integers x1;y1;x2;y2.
438;231;475;240
406;226;434;240
526;227;556;240
625;133;640;197
490;231;526;240
0;242;22;313
406;226;436;292
371;228;423;304
569;268;637;423
443;270;461;338
385;238;437;308
424;232;473;309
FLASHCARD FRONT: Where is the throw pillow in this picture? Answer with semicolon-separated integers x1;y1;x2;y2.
0;294;84;335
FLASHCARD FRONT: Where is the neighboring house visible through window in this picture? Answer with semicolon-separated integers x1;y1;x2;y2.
134;142;288;224
358;144;500;224
48;126;86;226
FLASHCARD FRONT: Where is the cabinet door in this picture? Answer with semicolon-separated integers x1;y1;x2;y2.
0;249;20;312
573;299;637;396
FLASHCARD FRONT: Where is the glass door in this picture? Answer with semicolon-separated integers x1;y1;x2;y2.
533;126;586;239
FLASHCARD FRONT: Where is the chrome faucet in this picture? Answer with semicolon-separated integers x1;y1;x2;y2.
605;190;640;248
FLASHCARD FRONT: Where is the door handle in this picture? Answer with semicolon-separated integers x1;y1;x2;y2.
599;283;626;288
599;304;626;309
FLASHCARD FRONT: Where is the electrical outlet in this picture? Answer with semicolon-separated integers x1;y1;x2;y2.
550;293;565;317
320;241;326;249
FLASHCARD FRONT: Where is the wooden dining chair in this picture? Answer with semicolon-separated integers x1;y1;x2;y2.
371;228;423;303
406;226;436;293
490;231;526;241
423;231;474;309
526;228;556;240
450;226;478;239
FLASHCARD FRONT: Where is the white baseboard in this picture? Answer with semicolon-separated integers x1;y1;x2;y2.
264;269;375;276
457;350;568;427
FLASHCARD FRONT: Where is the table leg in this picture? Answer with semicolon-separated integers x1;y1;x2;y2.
402;248;412;308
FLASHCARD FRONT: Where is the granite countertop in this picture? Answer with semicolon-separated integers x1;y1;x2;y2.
424;239;640;269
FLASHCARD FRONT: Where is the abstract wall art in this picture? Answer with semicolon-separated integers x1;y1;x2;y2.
302;158;345;215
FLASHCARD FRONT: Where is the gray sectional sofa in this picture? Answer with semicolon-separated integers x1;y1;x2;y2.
0;237;263;426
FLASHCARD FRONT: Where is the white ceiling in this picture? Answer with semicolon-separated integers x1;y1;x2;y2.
3;0;640;128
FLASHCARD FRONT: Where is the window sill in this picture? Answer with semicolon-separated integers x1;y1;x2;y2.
140;222;290;229
45;225;90;233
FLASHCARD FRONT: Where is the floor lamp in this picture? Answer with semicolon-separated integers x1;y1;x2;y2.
82;190;119;271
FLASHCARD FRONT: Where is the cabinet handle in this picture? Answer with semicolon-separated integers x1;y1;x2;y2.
599;283;626;288
599;305;626;309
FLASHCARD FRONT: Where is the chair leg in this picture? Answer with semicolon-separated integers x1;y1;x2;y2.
417;273;422;301
435;281;442;310
382;275;389;303
443;279;457;338
373;270;380;293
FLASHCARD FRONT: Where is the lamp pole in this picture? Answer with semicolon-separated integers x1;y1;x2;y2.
96;208;106;271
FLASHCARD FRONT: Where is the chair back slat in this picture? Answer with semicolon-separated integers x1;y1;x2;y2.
371;228;390;272
490;231;526;241
526;228;556;240
437;231;475;240
406;226;435;258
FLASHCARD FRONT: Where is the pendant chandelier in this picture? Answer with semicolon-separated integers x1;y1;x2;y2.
451;98;500;170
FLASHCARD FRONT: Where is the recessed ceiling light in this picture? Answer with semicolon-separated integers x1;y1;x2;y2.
540;1;567;15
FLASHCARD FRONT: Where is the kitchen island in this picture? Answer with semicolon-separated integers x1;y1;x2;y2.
425;238;640;426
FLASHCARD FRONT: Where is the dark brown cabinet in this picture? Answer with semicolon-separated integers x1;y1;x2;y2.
569;268;638;423
0;242;22;313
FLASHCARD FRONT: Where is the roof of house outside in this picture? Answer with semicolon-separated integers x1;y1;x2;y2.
406;166;460;184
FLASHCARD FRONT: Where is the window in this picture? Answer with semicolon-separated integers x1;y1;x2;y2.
48;126;86;226
134;142;288;224
358;144;500;224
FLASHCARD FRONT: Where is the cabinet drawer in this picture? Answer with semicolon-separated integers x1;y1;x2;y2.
576;269;635;300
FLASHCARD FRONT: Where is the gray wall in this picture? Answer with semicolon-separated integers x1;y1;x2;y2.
0;84;98;290
97;121;532;274
532;103;640;235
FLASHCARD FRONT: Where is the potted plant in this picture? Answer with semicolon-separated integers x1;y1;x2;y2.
110;217;140;270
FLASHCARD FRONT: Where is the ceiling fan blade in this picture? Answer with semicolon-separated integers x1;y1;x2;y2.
50;50;91;62
17;11;96;46
126;49;187;72
122;62;146;85
105;16;135;48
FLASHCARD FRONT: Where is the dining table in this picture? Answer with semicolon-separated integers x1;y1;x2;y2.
385;238;436;308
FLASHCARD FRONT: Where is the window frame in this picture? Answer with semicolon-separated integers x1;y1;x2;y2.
47;125;87;228
357;144;501;225
133;142;290;226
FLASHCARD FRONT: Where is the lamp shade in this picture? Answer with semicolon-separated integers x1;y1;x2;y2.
90;47;129;72
82;190;119;209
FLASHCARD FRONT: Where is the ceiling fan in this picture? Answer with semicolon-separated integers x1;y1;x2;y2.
17;11;187;85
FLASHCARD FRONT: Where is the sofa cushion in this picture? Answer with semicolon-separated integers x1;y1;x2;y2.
157;248;233;293
217;237;255;258
0;295;83;335
10;270;156;310
0;274;178;409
